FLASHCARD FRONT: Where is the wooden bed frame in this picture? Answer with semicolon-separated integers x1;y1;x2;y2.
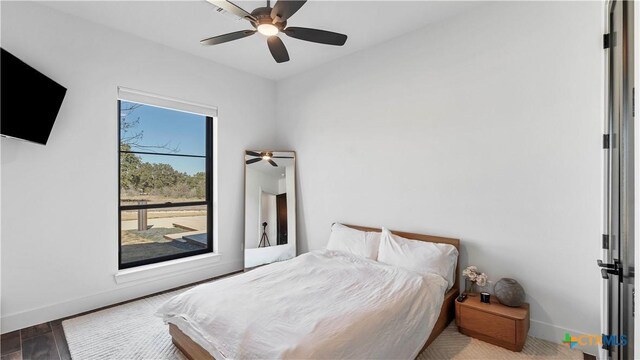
170;224;460;359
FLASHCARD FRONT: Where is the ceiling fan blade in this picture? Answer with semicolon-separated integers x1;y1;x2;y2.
206;0;257;22
246;158;262;164
268;159;278;167
272;156;294;159
201;30;256;45
283;27;347;46
271;0;306;23
267;36;290;63
246;150;262;157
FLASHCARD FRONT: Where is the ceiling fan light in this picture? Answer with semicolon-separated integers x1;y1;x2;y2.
257;24;279;36
262;155;272;160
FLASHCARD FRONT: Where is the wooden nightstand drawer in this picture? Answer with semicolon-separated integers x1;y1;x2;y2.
459;307;515;343
455;295;529;352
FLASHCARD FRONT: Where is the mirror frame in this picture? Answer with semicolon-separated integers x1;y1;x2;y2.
243;150;296;270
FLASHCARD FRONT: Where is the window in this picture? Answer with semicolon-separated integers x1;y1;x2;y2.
118;97;213;269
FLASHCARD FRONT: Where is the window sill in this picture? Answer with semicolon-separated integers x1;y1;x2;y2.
114;253;221;284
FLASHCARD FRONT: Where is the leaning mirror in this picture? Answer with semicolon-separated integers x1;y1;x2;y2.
244;150;296;269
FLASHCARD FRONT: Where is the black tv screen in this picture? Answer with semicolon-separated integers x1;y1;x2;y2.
1;48;66;145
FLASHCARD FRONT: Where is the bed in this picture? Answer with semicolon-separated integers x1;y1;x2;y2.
159;224;460;359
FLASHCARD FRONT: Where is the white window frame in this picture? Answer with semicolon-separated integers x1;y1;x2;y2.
115;87;220;283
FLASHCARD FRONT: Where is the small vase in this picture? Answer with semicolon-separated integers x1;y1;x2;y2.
464;279;477;294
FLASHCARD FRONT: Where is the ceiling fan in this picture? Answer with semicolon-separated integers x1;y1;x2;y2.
203;0;348;63
246;151;293;167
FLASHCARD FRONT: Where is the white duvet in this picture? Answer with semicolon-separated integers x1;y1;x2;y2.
157;250;449;359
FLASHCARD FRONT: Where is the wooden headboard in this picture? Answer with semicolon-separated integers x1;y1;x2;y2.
343;224;461;291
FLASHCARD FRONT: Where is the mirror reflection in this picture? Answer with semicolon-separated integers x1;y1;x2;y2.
244;151;296;269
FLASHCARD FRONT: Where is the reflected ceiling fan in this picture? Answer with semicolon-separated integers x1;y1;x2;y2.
246;151;293;167
203;0;348;63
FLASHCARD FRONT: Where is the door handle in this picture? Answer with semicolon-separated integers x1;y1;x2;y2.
597;259;617;269
597;259;622;280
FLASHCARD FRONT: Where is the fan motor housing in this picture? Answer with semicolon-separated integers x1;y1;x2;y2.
250;7;287;30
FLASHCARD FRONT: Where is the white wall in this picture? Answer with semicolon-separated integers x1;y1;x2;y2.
275;1;603;352
0;1;276;332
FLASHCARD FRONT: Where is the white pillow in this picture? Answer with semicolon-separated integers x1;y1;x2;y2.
326;223;381;260
377;227;458;289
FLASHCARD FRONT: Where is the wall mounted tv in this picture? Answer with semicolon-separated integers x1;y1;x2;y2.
1;48;67;145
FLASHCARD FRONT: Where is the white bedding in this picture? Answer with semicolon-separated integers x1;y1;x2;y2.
157;250;449;359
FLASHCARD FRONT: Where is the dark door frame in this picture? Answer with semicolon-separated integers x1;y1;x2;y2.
602;1;634;358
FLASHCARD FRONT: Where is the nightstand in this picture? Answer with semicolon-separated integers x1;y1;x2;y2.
455;294;530;352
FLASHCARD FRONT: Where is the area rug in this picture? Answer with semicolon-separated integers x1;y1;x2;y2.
63;284;584;360
63;287;190;360
419;324;583;360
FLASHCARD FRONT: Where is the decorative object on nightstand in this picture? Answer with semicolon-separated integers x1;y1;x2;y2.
494;278;525;307
480;292;491;303
462;265;488;295
455;294;530;352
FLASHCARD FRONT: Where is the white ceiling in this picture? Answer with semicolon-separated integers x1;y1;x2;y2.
41;1;479;80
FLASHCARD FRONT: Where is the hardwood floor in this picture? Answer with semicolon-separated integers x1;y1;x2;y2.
1;320;70;360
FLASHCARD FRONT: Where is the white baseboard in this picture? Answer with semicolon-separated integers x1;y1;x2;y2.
1;259;243;333
529;319;598;356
